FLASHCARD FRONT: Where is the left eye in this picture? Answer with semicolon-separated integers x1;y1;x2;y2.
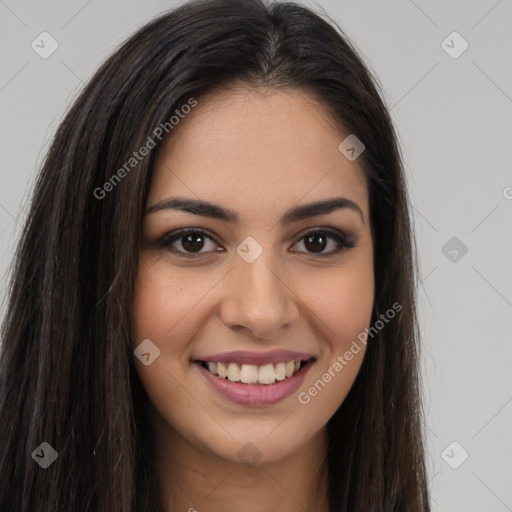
291;230;354;255
158;228;356;258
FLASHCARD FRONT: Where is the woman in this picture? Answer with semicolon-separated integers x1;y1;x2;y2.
0;0;431;510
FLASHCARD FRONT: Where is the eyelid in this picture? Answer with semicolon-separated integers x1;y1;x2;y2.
157;226;357;258
157;227;220;251
290;226;358;257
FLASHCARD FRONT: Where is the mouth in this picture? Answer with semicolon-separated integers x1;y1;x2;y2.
196;358;314;385
193;355;315;406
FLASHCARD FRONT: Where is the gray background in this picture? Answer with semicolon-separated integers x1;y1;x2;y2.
1;1;511;510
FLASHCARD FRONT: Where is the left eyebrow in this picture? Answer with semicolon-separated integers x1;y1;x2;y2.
145;196;364;225
281;197;364;225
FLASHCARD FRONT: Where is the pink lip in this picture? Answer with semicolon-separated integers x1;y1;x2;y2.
195;359;314;406
194;349;314;366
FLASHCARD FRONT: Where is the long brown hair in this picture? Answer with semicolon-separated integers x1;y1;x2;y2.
0;0;430;510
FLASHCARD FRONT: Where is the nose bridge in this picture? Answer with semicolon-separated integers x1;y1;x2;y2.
219;246;298;337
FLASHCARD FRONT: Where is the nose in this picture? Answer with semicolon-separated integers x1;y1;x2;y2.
219;252;300;340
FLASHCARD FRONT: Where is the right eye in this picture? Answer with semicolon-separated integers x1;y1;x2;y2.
158;228;224;258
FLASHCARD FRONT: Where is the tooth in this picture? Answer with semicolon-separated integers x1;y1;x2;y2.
211;360;300;383
240;364;259;384
274;362;286;380
227;363;240;382
217;362;228;379
258;364;276;384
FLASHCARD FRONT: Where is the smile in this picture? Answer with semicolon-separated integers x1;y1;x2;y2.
200;359;306;385
193;351;315;406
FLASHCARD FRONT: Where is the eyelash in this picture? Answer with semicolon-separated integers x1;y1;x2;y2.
157;227;357;259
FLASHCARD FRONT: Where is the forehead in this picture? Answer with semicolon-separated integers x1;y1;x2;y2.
149;86;369;222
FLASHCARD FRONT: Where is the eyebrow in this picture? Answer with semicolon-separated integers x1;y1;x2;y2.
145;196;364;224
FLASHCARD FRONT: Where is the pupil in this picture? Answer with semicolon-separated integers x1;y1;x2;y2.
182;234;204;252
305;233;326;253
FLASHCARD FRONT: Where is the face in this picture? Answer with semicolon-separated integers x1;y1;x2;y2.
132;86;374;467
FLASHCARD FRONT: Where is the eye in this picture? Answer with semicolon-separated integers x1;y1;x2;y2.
158;228;221;258
157;227;357;258
290;228;357;257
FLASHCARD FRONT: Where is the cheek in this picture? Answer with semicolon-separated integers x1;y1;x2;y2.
132;257;216;347
293;255;374;410
131;258;209;429
322;276;374;350
131;257;230;411
294;271;373;421
131;259;200;399
300;259;375;354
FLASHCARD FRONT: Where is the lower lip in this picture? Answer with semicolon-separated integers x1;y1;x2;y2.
195;360;313;406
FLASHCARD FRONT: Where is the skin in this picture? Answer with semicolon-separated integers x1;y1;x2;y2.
132;85;375;512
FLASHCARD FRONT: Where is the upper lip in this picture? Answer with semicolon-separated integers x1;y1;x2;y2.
195;349;315;366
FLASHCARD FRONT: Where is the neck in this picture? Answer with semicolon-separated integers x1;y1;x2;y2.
150;410;330;512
